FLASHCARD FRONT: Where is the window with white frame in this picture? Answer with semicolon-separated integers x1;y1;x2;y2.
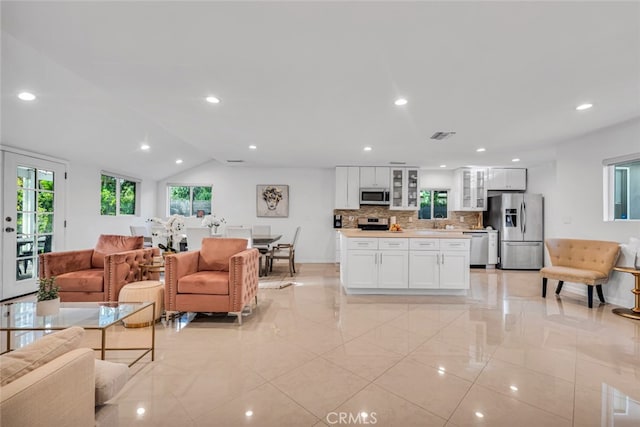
167;185;212;216
100;173;140;216
603;153;640;221
419;190;449;219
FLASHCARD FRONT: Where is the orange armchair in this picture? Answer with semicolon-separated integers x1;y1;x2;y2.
164;238;259;324
39;235;156;302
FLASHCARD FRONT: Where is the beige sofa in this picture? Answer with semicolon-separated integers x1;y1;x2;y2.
0;327;128;427
540;238;620;308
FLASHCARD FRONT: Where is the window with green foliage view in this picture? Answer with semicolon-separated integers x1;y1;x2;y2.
419;190;448;219
169;185;212;216
101;173;138;216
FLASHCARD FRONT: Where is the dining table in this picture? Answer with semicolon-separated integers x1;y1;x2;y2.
252;234;282;276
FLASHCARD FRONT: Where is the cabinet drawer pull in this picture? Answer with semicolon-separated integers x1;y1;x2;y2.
448;243;463;246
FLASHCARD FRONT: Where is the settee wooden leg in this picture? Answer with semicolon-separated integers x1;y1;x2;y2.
555;281;564;295
587;286;593;308
542;277;547;298
596;285;605;303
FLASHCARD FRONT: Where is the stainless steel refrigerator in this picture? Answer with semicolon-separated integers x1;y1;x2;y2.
484;193;544;270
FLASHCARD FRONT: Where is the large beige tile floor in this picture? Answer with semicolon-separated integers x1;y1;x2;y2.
10;263;640;426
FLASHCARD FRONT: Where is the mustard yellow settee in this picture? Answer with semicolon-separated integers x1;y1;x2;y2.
540;238;620;308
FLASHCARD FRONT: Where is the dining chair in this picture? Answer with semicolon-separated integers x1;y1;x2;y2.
225;227;253;248
185;227;211;252
268;226;301;276
130;225;152;247
252;225;271;236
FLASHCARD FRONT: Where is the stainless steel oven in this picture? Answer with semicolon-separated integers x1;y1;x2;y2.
359;188;390;205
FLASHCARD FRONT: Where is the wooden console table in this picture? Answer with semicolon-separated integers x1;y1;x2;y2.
612;266;640;320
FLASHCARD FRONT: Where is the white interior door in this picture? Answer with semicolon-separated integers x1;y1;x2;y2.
2;151;66;300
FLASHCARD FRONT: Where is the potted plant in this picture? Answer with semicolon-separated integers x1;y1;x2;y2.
36;276;60;316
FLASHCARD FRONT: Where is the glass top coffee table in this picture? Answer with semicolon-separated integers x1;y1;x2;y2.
0;301;155;367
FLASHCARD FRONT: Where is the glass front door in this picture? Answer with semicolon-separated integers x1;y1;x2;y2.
2;152;66;300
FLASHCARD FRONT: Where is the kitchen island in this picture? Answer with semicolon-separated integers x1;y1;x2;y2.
339;229;471;295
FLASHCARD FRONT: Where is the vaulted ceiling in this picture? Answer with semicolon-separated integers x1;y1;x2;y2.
2;1;639;180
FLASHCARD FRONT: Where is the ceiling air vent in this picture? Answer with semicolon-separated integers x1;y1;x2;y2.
226;160;245;163
430;131;457;141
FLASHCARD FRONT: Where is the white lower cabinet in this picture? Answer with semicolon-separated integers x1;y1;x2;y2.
409;238;470;290
346;238;408;288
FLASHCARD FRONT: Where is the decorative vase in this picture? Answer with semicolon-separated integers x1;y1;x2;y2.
36;297;60;316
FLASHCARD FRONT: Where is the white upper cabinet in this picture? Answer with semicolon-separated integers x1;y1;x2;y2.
452;167;487;211
359;167;390;188
390;167;420;210
335;166;360;209
486;168;527;190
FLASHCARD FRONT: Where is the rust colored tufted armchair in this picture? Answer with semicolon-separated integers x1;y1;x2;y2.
39;235;156;302
164;238;259;324
541;238;620;308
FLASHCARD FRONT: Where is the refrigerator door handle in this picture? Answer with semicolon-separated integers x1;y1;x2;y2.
522;201;526;235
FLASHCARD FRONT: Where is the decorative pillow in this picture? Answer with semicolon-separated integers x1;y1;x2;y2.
92;235;144;268
94;359;129;405
199;238;249;271
617;237;639;268
0;326;84;386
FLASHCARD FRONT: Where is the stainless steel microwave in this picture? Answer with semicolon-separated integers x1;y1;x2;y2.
360;188;390;205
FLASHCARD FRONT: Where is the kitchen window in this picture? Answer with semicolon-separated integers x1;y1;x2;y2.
100;173;139;216
168;185;212;216
603;153;640;221
419;190;448;219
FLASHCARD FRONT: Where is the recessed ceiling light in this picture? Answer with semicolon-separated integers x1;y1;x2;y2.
249;145;257;150
512;158;520;162
205;96;220;104
476;148;486;152
440;164;447;168
475;412;484;418
394;98;408;106
510;385;519;391
576;103;593;111
360;412;368;419
18;92;36;101
140;144;150;151
136;407;145;416
175;159;183;164
245;410;253;417
364;146;372;151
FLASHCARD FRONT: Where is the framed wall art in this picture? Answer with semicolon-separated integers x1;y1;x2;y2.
256;184;289;217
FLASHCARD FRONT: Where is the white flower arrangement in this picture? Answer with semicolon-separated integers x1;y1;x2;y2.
147;214;185;251
201;214;226;229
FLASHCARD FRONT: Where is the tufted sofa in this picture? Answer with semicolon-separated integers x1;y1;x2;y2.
164;238;259;324
541;238;620;308
39;234;157;302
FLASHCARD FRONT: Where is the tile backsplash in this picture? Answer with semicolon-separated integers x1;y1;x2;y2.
334;206;482;230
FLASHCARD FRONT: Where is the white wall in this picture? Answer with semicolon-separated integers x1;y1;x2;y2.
528;118;640;307
157;162;335;263
66;162;157;249
420;169;453;189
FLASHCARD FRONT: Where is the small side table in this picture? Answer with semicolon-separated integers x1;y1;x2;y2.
612;266;640;320
139;262;165;281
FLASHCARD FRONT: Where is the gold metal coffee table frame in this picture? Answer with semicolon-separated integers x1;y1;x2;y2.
612;266;640;320
0;301;155;367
